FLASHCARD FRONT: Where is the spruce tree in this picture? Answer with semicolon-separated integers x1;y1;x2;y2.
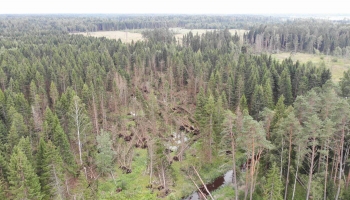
250;85;265;119
263;79;274;109
278;69;293;105
263;163;283;200
43;108;76;173
7;112;28;151
239;94;248;112
339;69;350;98
8;146;43;200
42;140;65;200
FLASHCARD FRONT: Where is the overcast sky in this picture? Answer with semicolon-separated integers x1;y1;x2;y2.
0;0;348;15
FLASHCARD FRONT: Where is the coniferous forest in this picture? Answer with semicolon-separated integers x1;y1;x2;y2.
0;14;350;200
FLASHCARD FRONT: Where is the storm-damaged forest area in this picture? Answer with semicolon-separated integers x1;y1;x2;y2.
0;14;350;200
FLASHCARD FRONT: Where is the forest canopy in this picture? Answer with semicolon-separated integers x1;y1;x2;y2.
0;14;349;200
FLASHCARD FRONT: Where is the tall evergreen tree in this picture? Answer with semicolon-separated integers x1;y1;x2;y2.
43;108;76;173
263;79;274;109
250;85;265;119
278;69;293;105
263;163;283;200
8;146;43;200
339;69;350;98
304;114;322;200
41;140;66;200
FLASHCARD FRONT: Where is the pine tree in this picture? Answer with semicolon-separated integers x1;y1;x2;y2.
221;110;239;200
241;115;272;200
263;163;283;200
277;112;301;200
8;146;43;200
304;114;322;200
333;99;350;200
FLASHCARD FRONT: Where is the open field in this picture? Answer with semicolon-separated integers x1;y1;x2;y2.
71;28;248;43
71;31;144;43
271;52;350;82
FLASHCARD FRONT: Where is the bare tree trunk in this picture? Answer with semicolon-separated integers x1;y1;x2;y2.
284;131;293;200
333;147;341;183
324;142;330;200
192;166;214;200
231;136;238;200
209;114;213;163
100;95;107;130
73;98;83;165
250;140;255;200
292;145;301;200
335;126;345;200
244;168;249;200
280;138;284;181
149;142;153;184
92;95;99;135
346;168;350;189
306;137;316;200
52;165;64;200
188;174;208;200
161;162;166;190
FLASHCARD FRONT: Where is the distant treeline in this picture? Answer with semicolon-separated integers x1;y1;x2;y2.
246;19;350;56
0;14;280;34
3;14;350;56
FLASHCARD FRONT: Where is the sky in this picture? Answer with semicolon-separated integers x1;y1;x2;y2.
0;0;349;15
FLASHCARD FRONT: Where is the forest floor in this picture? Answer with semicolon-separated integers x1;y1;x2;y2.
71;28;247;44
271;52;350;82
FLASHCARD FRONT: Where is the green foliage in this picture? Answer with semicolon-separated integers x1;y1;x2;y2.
212;185;235;200
37;139;66;200
263;163;283;200
8;146;43;200
0;15;345;200
96;130;114;175
43;108;77;173
0;179;5;200
7;112;27;151
340;69;350;97
278;69;293;105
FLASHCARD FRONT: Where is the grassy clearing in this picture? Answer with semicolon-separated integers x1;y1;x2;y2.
71;28;248;44
71;31;144;43
98;148;157;200
97;141;231;199
271;52;350;82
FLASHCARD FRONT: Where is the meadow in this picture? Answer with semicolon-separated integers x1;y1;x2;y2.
71;28;247;44
271;52;350;82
